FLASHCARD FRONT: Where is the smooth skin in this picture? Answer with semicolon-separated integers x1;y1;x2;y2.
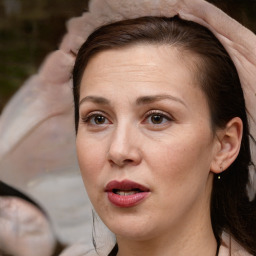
76;44;243;256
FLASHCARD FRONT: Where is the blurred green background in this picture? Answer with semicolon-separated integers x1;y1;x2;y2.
0;0;89;112
0;0;255;113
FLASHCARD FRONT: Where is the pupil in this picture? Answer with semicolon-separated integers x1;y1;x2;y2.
95;116;105;124
151;115;163;124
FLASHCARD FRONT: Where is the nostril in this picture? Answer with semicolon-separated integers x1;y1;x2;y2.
124;159;133;163
108;158;134;167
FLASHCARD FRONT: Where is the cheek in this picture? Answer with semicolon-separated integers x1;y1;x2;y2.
76;135;107;189
147;131;213;189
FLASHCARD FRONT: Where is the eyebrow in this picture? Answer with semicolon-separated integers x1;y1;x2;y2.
79;94;187;108
79;96;110;106
136;94;187;108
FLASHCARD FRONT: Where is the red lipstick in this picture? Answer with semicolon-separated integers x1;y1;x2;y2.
105;179;150;207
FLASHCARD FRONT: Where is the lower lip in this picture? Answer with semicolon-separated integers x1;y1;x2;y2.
107;192;149;207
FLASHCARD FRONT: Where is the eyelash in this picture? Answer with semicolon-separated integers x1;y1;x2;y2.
81;111;110;125
143;110;173;125
81;110;173;126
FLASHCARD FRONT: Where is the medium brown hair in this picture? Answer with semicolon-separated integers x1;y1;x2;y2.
73;16;256;254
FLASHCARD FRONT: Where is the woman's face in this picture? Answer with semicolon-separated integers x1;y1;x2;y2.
76;44;219;241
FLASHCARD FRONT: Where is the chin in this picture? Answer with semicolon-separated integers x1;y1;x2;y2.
99;210;159;241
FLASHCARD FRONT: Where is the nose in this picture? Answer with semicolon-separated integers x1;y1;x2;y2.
107;124;142;167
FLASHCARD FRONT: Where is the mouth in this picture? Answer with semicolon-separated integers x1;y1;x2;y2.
105;179;150;193
112;188;143;196
105;180;150;207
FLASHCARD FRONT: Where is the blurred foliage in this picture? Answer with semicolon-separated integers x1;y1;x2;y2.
0;0;89;112
0;0;255;113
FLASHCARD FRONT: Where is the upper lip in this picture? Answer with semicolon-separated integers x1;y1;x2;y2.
105;179;150;192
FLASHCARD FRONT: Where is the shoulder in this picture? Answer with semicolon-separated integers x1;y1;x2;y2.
219;232;253;256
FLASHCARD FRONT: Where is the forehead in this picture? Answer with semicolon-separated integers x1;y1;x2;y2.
80;44;200;94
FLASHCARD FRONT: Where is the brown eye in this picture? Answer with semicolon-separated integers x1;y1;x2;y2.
144;111;172;126
82;113;110;126
93;115;107;125
151;115;164;124
94;116;106;124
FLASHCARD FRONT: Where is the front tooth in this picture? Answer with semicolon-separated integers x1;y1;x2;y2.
116;191;137;196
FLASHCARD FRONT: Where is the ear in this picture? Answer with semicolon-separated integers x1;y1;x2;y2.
210;117;243;174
